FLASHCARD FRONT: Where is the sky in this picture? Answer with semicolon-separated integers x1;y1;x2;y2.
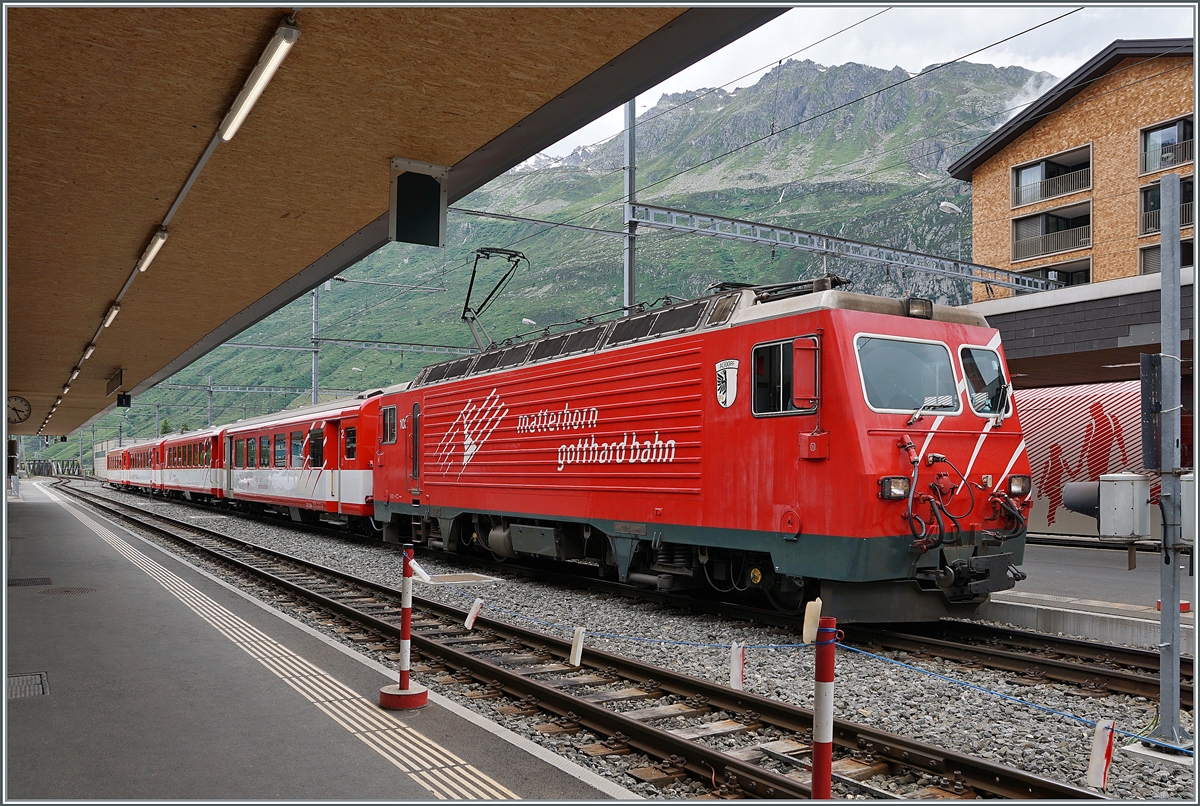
541;4;1196;159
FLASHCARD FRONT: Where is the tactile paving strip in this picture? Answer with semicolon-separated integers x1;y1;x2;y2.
8;672;49;699
43;486;518;800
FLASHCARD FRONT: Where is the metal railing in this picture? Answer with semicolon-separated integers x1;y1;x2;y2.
1013;224;1091;260
1139;202;1194;235
1012;167;1091;206
1140;139;1194;174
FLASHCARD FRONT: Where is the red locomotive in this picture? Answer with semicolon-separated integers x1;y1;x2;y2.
370;281;1032;621
99;281;1032;621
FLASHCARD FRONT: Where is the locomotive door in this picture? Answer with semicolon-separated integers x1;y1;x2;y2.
409;402;421;496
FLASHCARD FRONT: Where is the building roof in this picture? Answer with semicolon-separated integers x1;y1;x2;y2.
947;38;1194;181
6;6;784;436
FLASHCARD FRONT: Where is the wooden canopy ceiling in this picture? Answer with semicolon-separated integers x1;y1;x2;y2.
6;5;783;435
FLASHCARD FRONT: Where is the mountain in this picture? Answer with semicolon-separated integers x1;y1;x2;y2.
62;57;1055;450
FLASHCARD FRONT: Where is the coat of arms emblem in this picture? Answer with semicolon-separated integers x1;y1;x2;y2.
716;359;739;408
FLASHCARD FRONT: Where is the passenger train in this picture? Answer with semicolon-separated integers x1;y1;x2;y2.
102;281;1033;621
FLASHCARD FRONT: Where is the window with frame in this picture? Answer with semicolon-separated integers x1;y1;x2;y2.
961;348;1010;415
345;427;357;459
381;406;397;444
234;439;245;468
309;429;324;468
245;437;256;468
258;436;270;468
753;341;798;415
1141;240;1195;274
274;434;286;467
291;432;303;466
1143;117;1194;172
856;336;959;413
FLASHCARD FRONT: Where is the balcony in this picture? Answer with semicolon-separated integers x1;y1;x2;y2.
1013;224;1091;260
1012;166;1091;206
1141;202;1195;235
1140;139;1194;174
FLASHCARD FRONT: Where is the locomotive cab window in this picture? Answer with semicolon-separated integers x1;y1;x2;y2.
344;427;357;459
752;338;817;415
380;406;397;444
856;335;959;414
961;347;1012;416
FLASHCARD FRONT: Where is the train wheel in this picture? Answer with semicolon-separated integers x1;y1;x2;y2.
765;583;807;616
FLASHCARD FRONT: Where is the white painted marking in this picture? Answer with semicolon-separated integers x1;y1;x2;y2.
43;484;638;799
39;483;518;800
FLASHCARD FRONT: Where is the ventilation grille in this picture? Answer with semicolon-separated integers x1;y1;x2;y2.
8;578;51;587
8;673;49;699
39;587;96;596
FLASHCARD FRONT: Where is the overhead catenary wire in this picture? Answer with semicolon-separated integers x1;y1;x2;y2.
477;7;892;211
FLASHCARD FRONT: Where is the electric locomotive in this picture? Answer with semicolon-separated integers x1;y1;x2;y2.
370;279;1033;622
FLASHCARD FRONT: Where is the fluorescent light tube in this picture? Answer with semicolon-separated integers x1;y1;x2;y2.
83;343;96;360
62;385;71;395
70;367;80;380
104;304;120;327
137;228;169;272
55;397;63;406
218;23;301;141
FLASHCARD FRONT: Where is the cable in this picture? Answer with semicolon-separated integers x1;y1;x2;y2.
475;7;892;204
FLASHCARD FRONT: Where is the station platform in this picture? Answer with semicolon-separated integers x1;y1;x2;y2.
6;481;635;800
980;543;1195;654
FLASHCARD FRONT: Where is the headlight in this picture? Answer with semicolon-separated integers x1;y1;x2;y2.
879;476;911;500
1007;475;1031;497
904;296;934;319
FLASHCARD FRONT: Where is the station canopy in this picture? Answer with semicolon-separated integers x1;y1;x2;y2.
7;6;783;435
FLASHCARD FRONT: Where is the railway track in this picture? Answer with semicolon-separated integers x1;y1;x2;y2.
57;481;1101;800
842;622;1193;711
81;482;1192;710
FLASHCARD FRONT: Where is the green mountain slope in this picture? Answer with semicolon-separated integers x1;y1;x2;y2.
69;57;1053;450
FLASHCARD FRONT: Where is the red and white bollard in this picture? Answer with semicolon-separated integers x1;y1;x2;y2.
379;543;428;709
812;616;838;799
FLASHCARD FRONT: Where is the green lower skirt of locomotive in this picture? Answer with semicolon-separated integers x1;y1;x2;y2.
377;503;1028;623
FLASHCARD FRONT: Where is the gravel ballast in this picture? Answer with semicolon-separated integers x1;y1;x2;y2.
73;481;1195;799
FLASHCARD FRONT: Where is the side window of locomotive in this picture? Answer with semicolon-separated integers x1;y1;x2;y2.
961;347;1011;416
380;406;397;444
259;436;270;467
245;437;257;468
274;434;286;467
234;440;245;468
345;427;357;460
752;341;797;415
291;432;303;466
856;336;959;413
309;430;324;467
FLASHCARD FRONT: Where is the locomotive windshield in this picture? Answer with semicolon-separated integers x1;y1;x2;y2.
856;335;958;413
961;347;1010;415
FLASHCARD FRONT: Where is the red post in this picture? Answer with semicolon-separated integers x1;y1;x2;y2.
399;544;413;690
812;616;836;799
379;542;428;709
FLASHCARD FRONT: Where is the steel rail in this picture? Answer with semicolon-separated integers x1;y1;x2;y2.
845;626;1192;709
885;621;1193;681
57;482;1101;800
